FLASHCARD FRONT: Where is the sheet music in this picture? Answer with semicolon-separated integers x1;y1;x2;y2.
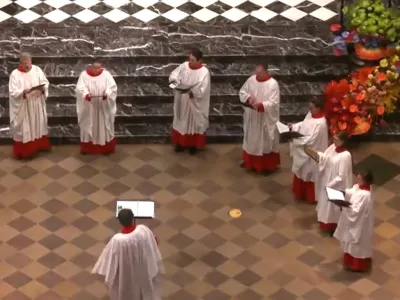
30;84;45;91
325;187;345;201
276;121;290;134
169;83;178;89
115;201;155;218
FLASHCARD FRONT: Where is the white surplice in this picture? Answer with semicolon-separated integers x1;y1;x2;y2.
239;75;280;155
290;112;329;181
9;65;49;143
334;184;373;258
75;70;117;145
92;225;164;300
169;62;211;135
317;144;353;224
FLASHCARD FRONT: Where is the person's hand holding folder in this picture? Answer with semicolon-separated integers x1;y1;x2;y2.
326;187;350;210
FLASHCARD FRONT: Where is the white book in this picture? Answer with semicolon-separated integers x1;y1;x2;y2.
116;200;155;218
276;121;290;134
325;187;345;201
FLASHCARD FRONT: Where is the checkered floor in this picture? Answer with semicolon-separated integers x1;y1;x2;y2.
0;0;338;24
2;143;400;300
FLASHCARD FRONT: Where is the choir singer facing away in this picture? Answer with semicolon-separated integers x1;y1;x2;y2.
169;48;211;155
76;59;117;155
92;223;164;300
9;52;51;159
333;170;374;272
239;63;281;173
290;99;329;204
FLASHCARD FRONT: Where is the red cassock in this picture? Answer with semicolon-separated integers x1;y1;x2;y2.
76;68;118;155
169;62;211;150
9;65;52;159
290;112;329;203
239;74;281;173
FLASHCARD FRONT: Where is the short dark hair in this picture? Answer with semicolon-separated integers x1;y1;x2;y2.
190;48;203;60
257;62;269;71
92;58;101;64
359;170;374;185
310;98;324;110
118;209;134;227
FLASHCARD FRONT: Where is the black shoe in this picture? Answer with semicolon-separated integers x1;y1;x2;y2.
174;144;184;152
189;147;197;155
80;151;88;155
239;161;245;168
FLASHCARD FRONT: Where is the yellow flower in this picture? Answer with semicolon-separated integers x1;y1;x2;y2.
368;74;374;79
395;73;399;79
380;59;389;67
392;55;399;63
396;45;400;52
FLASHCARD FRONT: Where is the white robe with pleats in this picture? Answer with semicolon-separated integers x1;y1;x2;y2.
317;144;353;224
334;184;374;258
239;75;280;155
169;62;211;135
92;225;164;300
290;112;329;181
75;70;117;145
9;65;49;143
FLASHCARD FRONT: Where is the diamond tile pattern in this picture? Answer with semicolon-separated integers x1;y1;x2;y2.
1;144;400;299
3;0;338;23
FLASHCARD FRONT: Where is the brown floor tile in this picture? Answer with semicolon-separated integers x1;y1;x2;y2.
1;143;400;299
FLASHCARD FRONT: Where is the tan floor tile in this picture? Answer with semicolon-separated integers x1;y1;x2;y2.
349;278;380;296
0;144;400;299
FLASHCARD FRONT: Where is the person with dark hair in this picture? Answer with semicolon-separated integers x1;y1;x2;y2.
239;62;281;173
290;99;329;204
92;223;164;300
305;131;353;234
333;170;374;272
117;208;158;243
169;48;211;155
76;59;118;155
9;52;52;159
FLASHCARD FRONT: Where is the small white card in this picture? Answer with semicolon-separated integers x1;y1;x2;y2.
276;121;290;134
169;83;178;89
116;200;155;218
325;187;345;201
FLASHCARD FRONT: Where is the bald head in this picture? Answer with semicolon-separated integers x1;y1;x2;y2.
19;52;32;71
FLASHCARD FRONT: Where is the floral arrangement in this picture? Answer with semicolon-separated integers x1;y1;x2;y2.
332;0;400;59
324;46;400;135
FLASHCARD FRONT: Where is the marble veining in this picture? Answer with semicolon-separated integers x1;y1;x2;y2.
0;22;336;57
0;60;349;78
0;0;338;25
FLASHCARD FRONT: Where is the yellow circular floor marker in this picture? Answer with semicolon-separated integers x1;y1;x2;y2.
229;209;242;218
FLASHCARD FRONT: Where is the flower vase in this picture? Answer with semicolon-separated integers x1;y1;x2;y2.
354;40;386;62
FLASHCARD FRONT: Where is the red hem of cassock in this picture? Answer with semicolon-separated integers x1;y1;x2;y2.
80;138;116;155
171;129;206;149
292;175;316;203
242;151;280;173
13;135;51;159
343;253;371;272
319;222;337;232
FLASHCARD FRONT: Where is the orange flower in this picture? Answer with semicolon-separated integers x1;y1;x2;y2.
349;105;358;113
353;116;362;124
356;93;365;101
377;106;385;115
376;73;387;82
349;84;357;92
338;122;347;130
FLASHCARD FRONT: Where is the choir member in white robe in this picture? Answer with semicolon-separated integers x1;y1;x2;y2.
75;59;117;155
169;48;211;155
92;222;164;300
290;99;329;203
9;52;51;159
333;170;374;272
309;131;353;234
239;63;280;173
